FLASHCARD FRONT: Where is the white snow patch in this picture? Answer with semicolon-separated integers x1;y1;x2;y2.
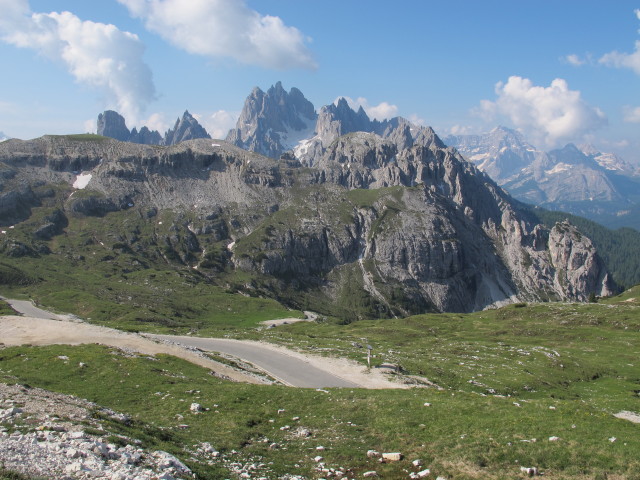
293;137;315;158
72;173;92;189
469;153;490;162
545;163;571;175
211;143;220;147
281;118;316;151
227;241;236;251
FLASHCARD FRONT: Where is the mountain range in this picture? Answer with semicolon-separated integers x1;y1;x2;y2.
97;110;210;146
445;127;640;230
0;82;619;320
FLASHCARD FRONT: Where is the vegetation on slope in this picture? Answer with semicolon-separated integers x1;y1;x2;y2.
0;289;639;478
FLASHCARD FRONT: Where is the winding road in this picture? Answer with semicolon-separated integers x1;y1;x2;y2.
147;334;359;388
0;298;375;389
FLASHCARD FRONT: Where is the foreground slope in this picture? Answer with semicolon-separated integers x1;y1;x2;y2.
1;289;639;479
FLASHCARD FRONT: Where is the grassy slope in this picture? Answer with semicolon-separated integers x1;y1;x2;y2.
1;290;639;478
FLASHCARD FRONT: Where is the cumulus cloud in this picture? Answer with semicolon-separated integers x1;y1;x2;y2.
598;10;640;75
599;41;640;75
0;0;155;123
142;112;168;133
623;105;640;123
339;96;399;121
564;54;587;66
449;125;474;135
202;110;239;139
117;0;316;70
407;114;426;126
479;76;607;147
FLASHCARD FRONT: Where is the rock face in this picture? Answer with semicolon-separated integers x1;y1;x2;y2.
0;99;616;316
446;128;640;230
96;110;210;146
97;110;131;142
227;81;317;158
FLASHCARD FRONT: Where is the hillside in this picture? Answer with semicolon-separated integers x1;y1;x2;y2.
0;131;615;328
1;290;639;479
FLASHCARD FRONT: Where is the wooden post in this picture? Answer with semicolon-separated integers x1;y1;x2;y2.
367;345;372;369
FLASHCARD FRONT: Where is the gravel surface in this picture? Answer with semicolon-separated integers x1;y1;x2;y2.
0;383;193;480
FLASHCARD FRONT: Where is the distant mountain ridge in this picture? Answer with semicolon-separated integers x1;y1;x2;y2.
445;127;640;230
97;110;210;146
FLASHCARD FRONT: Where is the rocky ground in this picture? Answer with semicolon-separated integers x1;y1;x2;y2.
0;383;194;480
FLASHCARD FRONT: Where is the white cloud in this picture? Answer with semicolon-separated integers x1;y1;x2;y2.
83;118;96;133
599;10;640;75
407;114;426;126
0;0;155;123
142;112;168;133
449;125;474;135
338;96;399;121
479;76;607;147
564;54;586;66
599;41;640;75
623;105;640;123
117;0;316;70
203;110;239;139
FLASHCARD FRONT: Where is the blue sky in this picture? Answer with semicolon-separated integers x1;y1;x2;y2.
1;0;639;163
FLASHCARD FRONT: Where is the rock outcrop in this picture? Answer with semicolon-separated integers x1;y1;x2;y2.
0;383;193;480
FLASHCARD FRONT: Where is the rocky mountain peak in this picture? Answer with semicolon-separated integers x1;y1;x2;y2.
547;143;598;168
226;81;317;158
315;98;372;146
164;110;211;146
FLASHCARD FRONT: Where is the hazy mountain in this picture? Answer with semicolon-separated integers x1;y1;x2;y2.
97;110;209;146
0;132;9;142
446;128;640;230
444;127;543;183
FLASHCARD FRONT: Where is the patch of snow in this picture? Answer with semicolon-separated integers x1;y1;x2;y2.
211;143;220;147
227;241;235;251
469;153;490;162
72;173;92;189
281;117;316;152
545;163;571;175
293;137;315;158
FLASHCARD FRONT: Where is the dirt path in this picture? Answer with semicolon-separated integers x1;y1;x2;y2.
0;315;261;384
0;314;405;389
